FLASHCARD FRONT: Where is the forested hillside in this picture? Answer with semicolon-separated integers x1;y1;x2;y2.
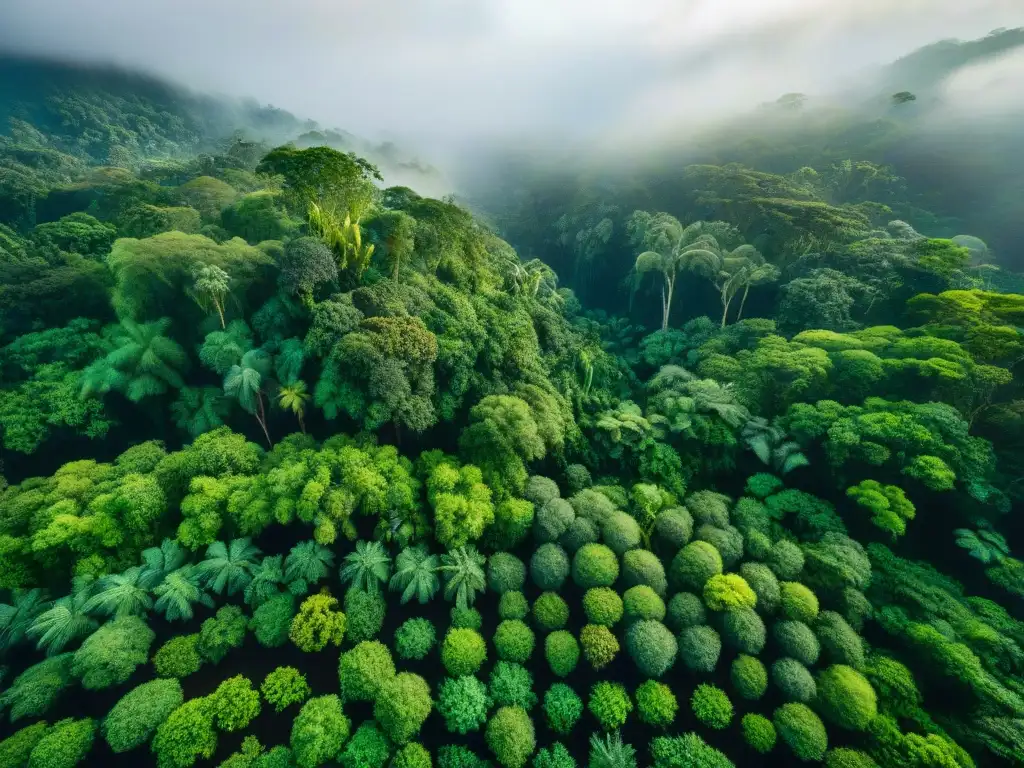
1;31;1023;768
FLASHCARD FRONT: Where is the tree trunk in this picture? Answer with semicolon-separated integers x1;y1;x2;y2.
737;283;751;322
664;274;675;332
255;393;273;448
215;299;225;329
660;282;669;332
297;409;306;434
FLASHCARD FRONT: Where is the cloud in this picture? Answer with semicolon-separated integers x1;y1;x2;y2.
0;0;1021;158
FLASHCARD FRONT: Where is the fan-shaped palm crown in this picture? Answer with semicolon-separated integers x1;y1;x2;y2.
440;545;486;609
197;538;262;595
83;567;153;618
340;540;392;594
0;588;49;651
245;554;286;607
389;546;440;605
284;541;335;588
82;318;187;402
139;538;187;589
28;576;98;655
153;566;214;622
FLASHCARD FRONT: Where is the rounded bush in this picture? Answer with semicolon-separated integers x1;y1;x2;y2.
703;573;757;611
495;620;536;664
588;682;632;730
559;517;599;553
582;588;623;627
731;654;768;701
815;612;865;670
769;540;805;580
653;507;693;553
781;582;820;624
602;511;642;555
212;676;261;732
489;553;527;594
442;629;487;677
545;631;580;677
525;476;560;507
489;499;536;551
340;722;390;768
27;718;95;768
742;713;777;754
773;621;821;666
486;706;535;768
531;543;570;591
621;549;667;596
338;641;396;702
635;681;677;728
569;489;618;526
250;594;296;648
625;620;676;678
103;678;183;753
489;661;537;710
534;742;575;768
375;673;432;744
772;658;817;703
344;587;385;643
543;684;583;735
825;748;878;768
739;562;781;615
745;530;773;561
690;684;732;729
665;592;706;632
815;665;877;731
774;703;828;762
262;667;312;712
722;607;767;655
395;618;436;661
572;544;619;589
579;624;619;670
565;464;592;493
535;498;575;543
694;524;744;568
622;585;666;624
153;635;202;679
0;723;48;767
450;606;483;630
533;592;569;631
394;743;432;768
499;592;530;621
291;695;350;768
678;625;721;674
438;675;490;734
686;491;732;528
669;541;722;592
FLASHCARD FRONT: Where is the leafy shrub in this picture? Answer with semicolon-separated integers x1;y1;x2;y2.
768;541;804;580
395;618;436;661
438;676;490;734
338;641;396;702
572;544;619;589
815;665;877;731
569;489;618;525
722;607;766;655
533;592;569;631
559;517;599;553
261;667;311;712
153;634;203;678
582;588;623;626
669;541;722;591
731;654;768;701
526;476;561;507
738;563;781;615
635;681;677;728
486;707;535;768
152;698;217;768
544;684;583;735
500;591;530;620
339;722;391;768
27;717;95;768
73;615;154;690
815;612;865;670
438;746;488;768
745;530;773;560
198;605;247;663
863;654;919;716
602;512;641;555
545;631;580;677
665;592;705;631
690;685;732;729
375;673;432;744
250;594;296;648
588;682;632;730
772;658;817;703
678;625;721;673
534;742;576;768
653;507;693;553
489;661;537;709
531;543;570;590
746;473;783;499
211;675;261;732
742;713;776;754
824;748;877;768
254;745;294;768
773;621;820;666
703;574;756;612
290;592;346;652
580;624;619;670
622;585;666;624
450;606;483;630
687;491;732;528
649;733;731;768
393;743;432;768
535;498;575;543
488;499;536;550
0;723;49;767
780;582;820;623
774;703;827;762
488;553;527;594
344;587;385;643
566;464;592;493
102;678;183;753
625;620;676;677
621;549;667;596
439;628;486;677
495;620;536;664
694;524;744;568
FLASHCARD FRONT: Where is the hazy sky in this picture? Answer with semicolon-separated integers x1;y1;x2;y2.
1;0;1022;154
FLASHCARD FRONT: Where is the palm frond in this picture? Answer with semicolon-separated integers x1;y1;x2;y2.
389;546;440;605
340;540;392;594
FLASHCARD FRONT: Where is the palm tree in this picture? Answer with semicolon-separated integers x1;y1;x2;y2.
83;567;153;618
171;386;229;437
153;566;214;622
308;201;375;277
28;577;98;655
139;538;187;589
245;554;285;607
278;380;310;434
81;318;187;402
199;321;253;375
284;541;335;591
340;540;392;595
589;732;637;768
734;253;780;322
676;236;759;328
741;418;809;475
0;588;48;651
440;546;486;609
389;546;440;605
224;348;274;447
191;263;231;328
197;538;262;596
